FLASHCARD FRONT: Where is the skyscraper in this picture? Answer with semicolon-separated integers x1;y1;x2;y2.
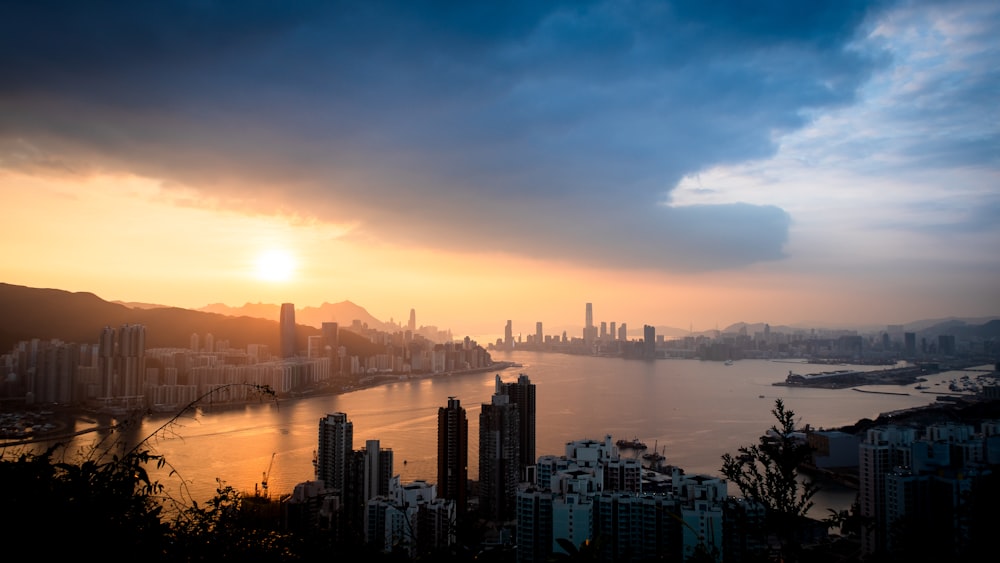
363;439;393;503
97;324;146;407
438;396;468;516
535;322;543;345
644;325;656;360
280;303;296;358
98;325;115;399
497;373;536;478
584;303;594;346
118;324;146;399
408;308;416;332
480;389;520;522
859;426;917;554
317;412;353;492
505;320;513;349
322;322;340;372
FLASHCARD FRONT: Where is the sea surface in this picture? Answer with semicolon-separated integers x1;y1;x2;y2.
18;352;986;517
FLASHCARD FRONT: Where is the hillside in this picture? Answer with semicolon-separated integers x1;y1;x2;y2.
0;283;382;357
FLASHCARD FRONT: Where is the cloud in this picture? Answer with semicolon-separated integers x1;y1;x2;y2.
0;0;899;271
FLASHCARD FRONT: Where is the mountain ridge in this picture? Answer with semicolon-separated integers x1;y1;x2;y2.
3;283;997;350
0;283;383;356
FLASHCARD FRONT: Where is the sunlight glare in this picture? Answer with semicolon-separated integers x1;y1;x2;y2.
254;249;297;282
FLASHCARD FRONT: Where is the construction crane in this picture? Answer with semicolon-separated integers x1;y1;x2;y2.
260;452;276;497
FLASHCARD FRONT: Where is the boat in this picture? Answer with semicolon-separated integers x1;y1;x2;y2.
616;437;647;450
725;360;734;366
642;440;665;461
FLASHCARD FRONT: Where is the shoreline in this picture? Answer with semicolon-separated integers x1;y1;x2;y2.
1;360;522;448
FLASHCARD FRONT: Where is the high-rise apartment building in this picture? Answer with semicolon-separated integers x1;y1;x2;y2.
859;426;917;555
497;373;536;479
516;486;555;563
437;397;468;516
280;303;296;358
117;324;145;399
321;322;339;372
479;391;520;522
97;324;146;406
98;326;115;399
317;412;353;492
363;439;393;503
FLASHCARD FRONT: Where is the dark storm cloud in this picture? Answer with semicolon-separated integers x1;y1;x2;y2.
0;0;897;271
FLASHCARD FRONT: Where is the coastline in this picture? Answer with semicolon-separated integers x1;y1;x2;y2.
1;360;522;448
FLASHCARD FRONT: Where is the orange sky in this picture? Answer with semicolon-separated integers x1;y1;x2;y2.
3;167;991;340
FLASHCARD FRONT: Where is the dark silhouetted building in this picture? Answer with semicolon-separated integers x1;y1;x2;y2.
317;412;353;492
363;439;393;503
480;387;520;522
438;396;468;516
497;373;536;479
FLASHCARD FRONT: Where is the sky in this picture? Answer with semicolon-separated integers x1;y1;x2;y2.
1;0;998;340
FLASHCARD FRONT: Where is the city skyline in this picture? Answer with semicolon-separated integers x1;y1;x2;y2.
1;2;997;339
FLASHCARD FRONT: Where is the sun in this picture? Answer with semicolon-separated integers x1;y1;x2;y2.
254;249;297;282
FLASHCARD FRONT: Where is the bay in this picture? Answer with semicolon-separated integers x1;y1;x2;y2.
36;351;975;516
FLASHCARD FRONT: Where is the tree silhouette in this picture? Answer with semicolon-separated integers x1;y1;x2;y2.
0;383;302;561
720;398;818;562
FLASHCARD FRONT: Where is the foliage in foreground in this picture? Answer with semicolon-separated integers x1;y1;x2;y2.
0;384;303;561
721;398;819;562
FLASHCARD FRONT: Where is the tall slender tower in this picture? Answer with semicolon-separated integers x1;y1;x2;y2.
280;303;296;358
585;303;594;346
438;396;468;516
317;412;353;492
408;308;416;332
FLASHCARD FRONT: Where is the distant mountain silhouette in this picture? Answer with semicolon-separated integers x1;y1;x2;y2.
719;322;798;335
721;317;1000;339
198;301;396;332
904;316;1000;334
0;283;382;357
112;301;171;310
915;319;1000;340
